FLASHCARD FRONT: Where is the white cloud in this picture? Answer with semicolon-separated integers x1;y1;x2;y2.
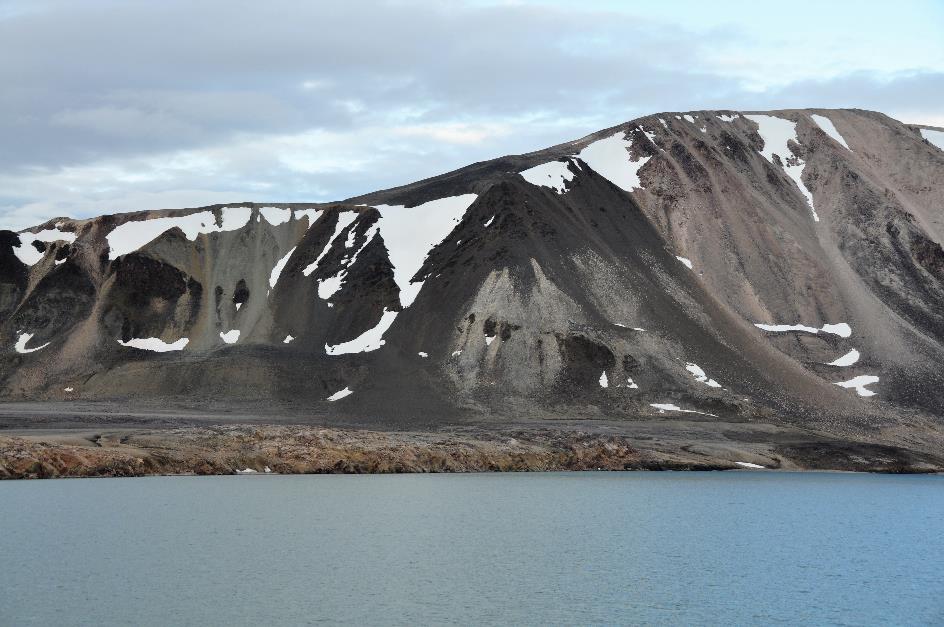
392;122;511;144
0;0;941;230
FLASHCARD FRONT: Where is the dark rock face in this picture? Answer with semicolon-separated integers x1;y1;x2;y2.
1;107;944;463
555;334;615;390
102;253;199;342
0;231;28;320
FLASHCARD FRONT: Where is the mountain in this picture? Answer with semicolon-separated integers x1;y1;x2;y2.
3;108;944;472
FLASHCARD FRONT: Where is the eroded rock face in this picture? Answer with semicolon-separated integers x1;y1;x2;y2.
0;108;943;451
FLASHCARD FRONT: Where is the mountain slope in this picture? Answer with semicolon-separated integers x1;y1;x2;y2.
3;108;944;463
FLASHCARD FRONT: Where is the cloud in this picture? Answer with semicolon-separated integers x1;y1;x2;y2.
393;122;511;145
0;0;941;229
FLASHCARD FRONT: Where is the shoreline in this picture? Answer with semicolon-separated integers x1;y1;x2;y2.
2;423;941;479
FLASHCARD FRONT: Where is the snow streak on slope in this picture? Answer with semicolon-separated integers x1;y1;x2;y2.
14;332;50;354
519;160;574;193
745;115;818;221
117;337;189;352
317;223;379;300
921;128;944;151
650;403;717;417
686;363;721;388
755;322;851;337
269;247;296;290
326;387;353;401
576;133;650;192
811;114;851;150
827;349;860;367
325;308;398;355
106;207;252;259
372;194;478;307
303;212;359;277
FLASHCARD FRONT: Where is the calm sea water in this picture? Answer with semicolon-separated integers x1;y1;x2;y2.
1;472;942;626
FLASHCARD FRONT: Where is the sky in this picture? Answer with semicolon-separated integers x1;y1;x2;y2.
1;0;942;229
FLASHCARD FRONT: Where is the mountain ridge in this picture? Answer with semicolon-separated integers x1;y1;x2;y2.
3;107;944;472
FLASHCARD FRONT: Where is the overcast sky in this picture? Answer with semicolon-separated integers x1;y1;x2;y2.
2;0;942;229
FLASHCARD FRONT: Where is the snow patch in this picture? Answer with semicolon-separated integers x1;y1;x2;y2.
626;377;639;389
675;255;693;269
754;322;851;337
599;371;609;388
117;337;188;352
64;387;74;392
268;246;296;289
451;350;462;357
220;330;240;344
325;308;398;355
372;194;478;307
659;118;669;129
12;238;44;265
23;228;77;244
921;128;944;151
483;215;495;228
485;334;495;346
650;403;717;417
344;224;359;248
14;332;50;354
735;461;765;469
811;114;851;150
418;351;428;358
834;375;879;397
577;132;651;192
294;208;321;226
744;115;818;221
821;323;852;337
316;223;379;300
326;387;353;401
13;228;76;265
685;363;722;388
106;207;252;259
235;302;242;312
259;206;292;226
718;114;739;122
235;468;257;474
303;212;359;277
519;160;574;194
683;114;696;124
827;349;860;367
283;335;294;344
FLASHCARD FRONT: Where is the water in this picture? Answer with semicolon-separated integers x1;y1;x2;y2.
1;472;942;626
